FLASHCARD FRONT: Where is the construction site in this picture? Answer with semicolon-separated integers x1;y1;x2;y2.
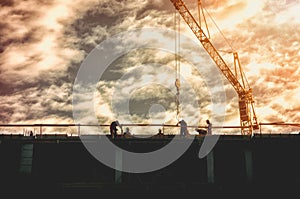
1;0;300;197
0;133;299;197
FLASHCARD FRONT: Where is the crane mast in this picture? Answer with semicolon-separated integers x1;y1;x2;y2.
170;0;259;135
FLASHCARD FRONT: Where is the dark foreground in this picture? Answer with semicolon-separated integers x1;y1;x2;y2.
0;134;299;198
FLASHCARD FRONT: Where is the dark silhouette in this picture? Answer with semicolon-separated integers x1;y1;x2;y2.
206;119;212;135
156;128;164;137
110;120;122;139
195;128;207;135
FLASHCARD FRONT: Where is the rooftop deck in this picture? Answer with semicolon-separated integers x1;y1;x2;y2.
0;134;299;197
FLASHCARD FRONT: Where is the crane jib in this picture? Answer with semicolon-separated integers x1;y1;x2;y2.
170;0;259;135
170;0;245;95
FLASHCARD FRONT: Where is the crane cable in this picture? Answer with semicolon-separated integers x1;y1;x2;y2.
198;0;211;39
202;4;253;92
202;4;251;89
202;5;235;53
174;10;181;122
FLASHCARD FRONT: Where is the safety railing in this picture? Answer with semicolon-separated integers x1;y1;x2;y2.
0;122;299;136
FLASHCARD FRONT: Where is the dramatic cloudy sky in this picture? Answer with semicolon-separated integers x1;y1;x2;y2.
0;0;300;134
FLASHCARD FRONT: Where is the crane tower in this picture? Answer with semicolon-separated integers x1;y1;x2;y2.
170;0;259;135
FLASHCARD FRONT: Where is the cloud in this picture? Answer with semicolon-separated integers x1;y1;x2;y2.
197;0;300;132
1;0;300;135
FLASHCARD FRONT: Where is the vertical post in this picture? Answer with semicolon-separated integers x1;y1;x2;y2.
260;124;262;135
115;148;122;184
78;124;80;136
40;125;42;135
207;150;215;184
245;149;253;183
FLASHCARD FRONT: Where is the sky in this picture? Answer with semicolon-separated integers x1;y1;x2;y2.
0;0;300;135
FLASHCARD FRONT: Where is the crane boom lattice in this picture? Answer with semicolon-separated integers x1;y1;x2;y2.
170;0;259;135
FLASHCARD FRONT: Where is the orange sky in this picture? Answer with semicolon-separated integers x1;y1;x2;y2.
0;0;300;134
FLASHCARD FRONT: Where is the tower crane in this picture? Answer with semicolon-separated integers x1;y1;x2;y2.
170;0;259;135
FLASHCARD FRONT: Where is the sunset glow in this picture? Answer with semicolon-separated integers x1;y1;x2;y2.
1;0;300;134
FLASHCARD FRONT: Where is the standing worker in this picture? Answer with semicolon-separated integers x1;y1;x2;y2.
177;119;189;136
206;119;212;135
110;120;123;139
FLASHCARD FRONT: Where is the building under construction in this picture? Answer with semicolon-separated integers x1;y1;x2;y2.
0;133;299;197
1;0;299;197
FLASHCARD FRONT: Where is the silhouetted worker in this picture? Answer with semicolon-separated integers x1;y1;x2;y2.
110;120;122;139
206;119;212;135
195;128;207;135
124;127;130;135
156;128;164;137
158;128;163;135
123;127;132;138
177;119;189;136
